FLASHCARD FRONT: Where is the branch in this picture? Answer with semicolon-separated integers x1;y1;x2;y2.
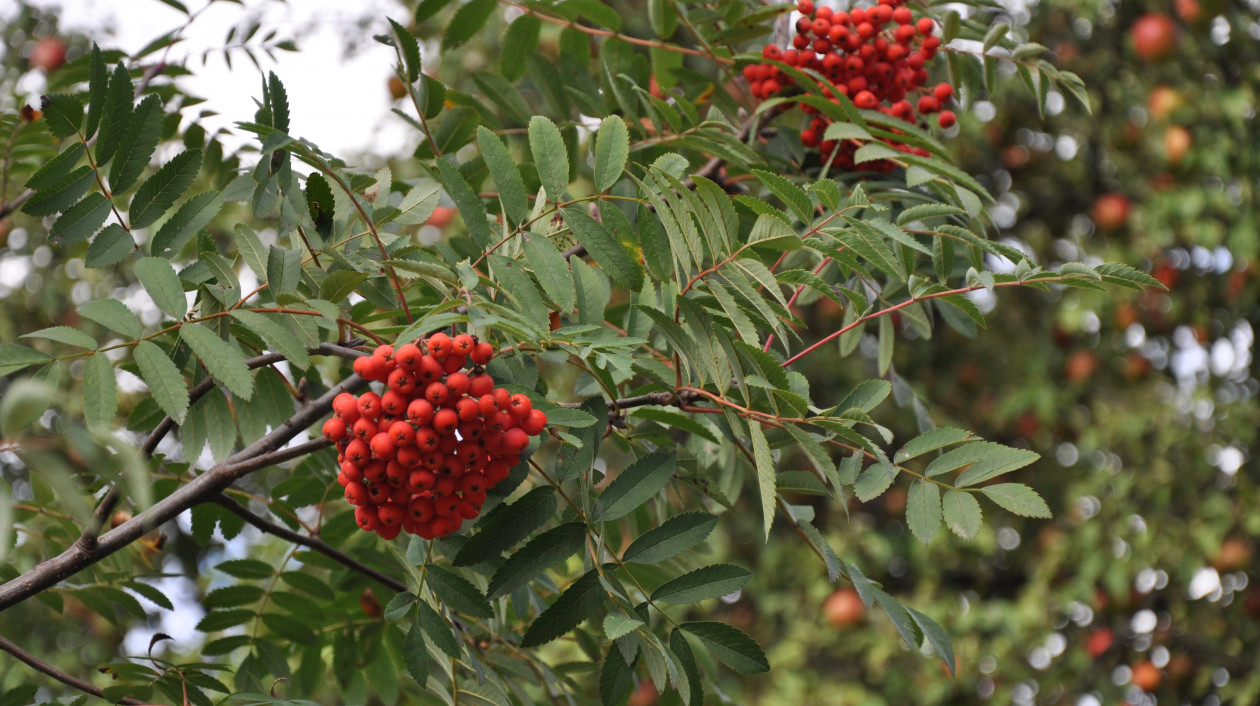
0;633;144;705
211;495;407;594
0;375;369;612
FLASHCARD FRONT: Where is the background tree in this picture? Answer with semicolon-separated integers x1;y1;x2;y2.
0;0;1252;705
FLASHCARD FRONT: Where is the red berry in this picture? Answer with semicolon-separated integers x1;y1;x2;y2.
416;355;443;382
442;354;466;374
345;481;369;506
425;382;449;406
508;394;533;420
378;503;404;526
396;445;422;469
394;343;422;370
762;79;782;96
916;17;935;35
503;428;530;455
811;18;830;36
369;433;397;460
433;409;460;435
797;0;814;16
522;409;548;436
937;110;957;128
446;372;471;397
893;7;913;24
376;522;402;540
387;368;416;395
389;420;415;446
341;460;364;483
452;334;475;356
323;418;347;442
355;506;380;531
917;95;941;114
415;427;440;451
470;341;494;365
458;502;480;520
352;417;377;442
409;495;436;522
363;459;387;483
456;398;481;422
357;392;382;420
933;82;954;101
854;90;878;109
345;439;370;465
762;44;782;61
426;333;452;359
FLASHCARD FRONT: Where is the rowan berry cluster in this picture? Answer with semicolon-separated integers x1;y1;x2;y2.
325;334;548;540
743;0;957;171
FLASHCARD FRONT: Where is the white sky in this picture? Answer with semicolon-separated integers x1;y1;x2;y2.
6;0;421;164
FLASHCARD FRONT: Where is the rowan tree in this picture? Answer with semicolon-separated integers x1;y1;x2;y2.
0;0;1184;703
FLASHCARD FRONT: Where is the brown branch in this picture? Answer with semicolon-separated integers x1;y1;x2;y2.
0;375;369;612
0;633;144;705
211;495;407;594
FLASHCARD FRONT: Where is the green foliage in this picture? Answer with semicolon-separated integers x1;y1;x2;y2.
0;0;1227;704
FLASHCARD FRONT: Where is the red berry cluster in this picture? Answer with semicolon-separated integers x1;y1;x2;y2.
326;333;548;541
743;0;957;171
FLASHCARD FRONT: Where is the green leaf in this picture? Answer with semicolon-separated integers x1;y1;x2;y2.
895;428;976;463
752;169;812;224
453;486;557;565
980;483;1052;518
425;565;493;619
108;94;163;194
389;18;422;83
670;628;705;706
747;422;776;540
871;589;922;649
488;254;550;330
942;490;982;539
563;207;641;290
25;143;85;191
83;353;117;431
151;191;222;258
78;299;143;339
442;0;497;51
267;246;301;296
599;450;675;521
520;569;604;648
83;45;109;138
216;558;276;579
403;620;428;685
529;116;568;202
95;62;134;168
436;158;494;251
41;94;84;138
86;224;134;268
21;165;94;217
49;192;112;247
179;323;254;401
20;326;97;349
593;116;629;192
522;234;576;311
230;310;311;371
906;605;955;674
0;345;51;377
603;613;644;640
416;598;462;658
679;622;769;674
622;512;718;564
129;149;203;229
476;127;529;227
905;480;942;544
203;386;236;462
133;340;188;424
486;522;587;600
501;15;541;81
133;256;187;319
923;441;1039;487
652;564;751;604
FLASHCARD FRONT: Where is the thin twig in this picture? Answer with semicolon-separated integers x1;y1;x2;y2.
0;634;144;705
210;495;408;594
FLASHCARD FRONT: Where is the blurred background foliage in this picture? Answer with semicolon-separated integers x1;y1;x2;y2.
0;0;1255;704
